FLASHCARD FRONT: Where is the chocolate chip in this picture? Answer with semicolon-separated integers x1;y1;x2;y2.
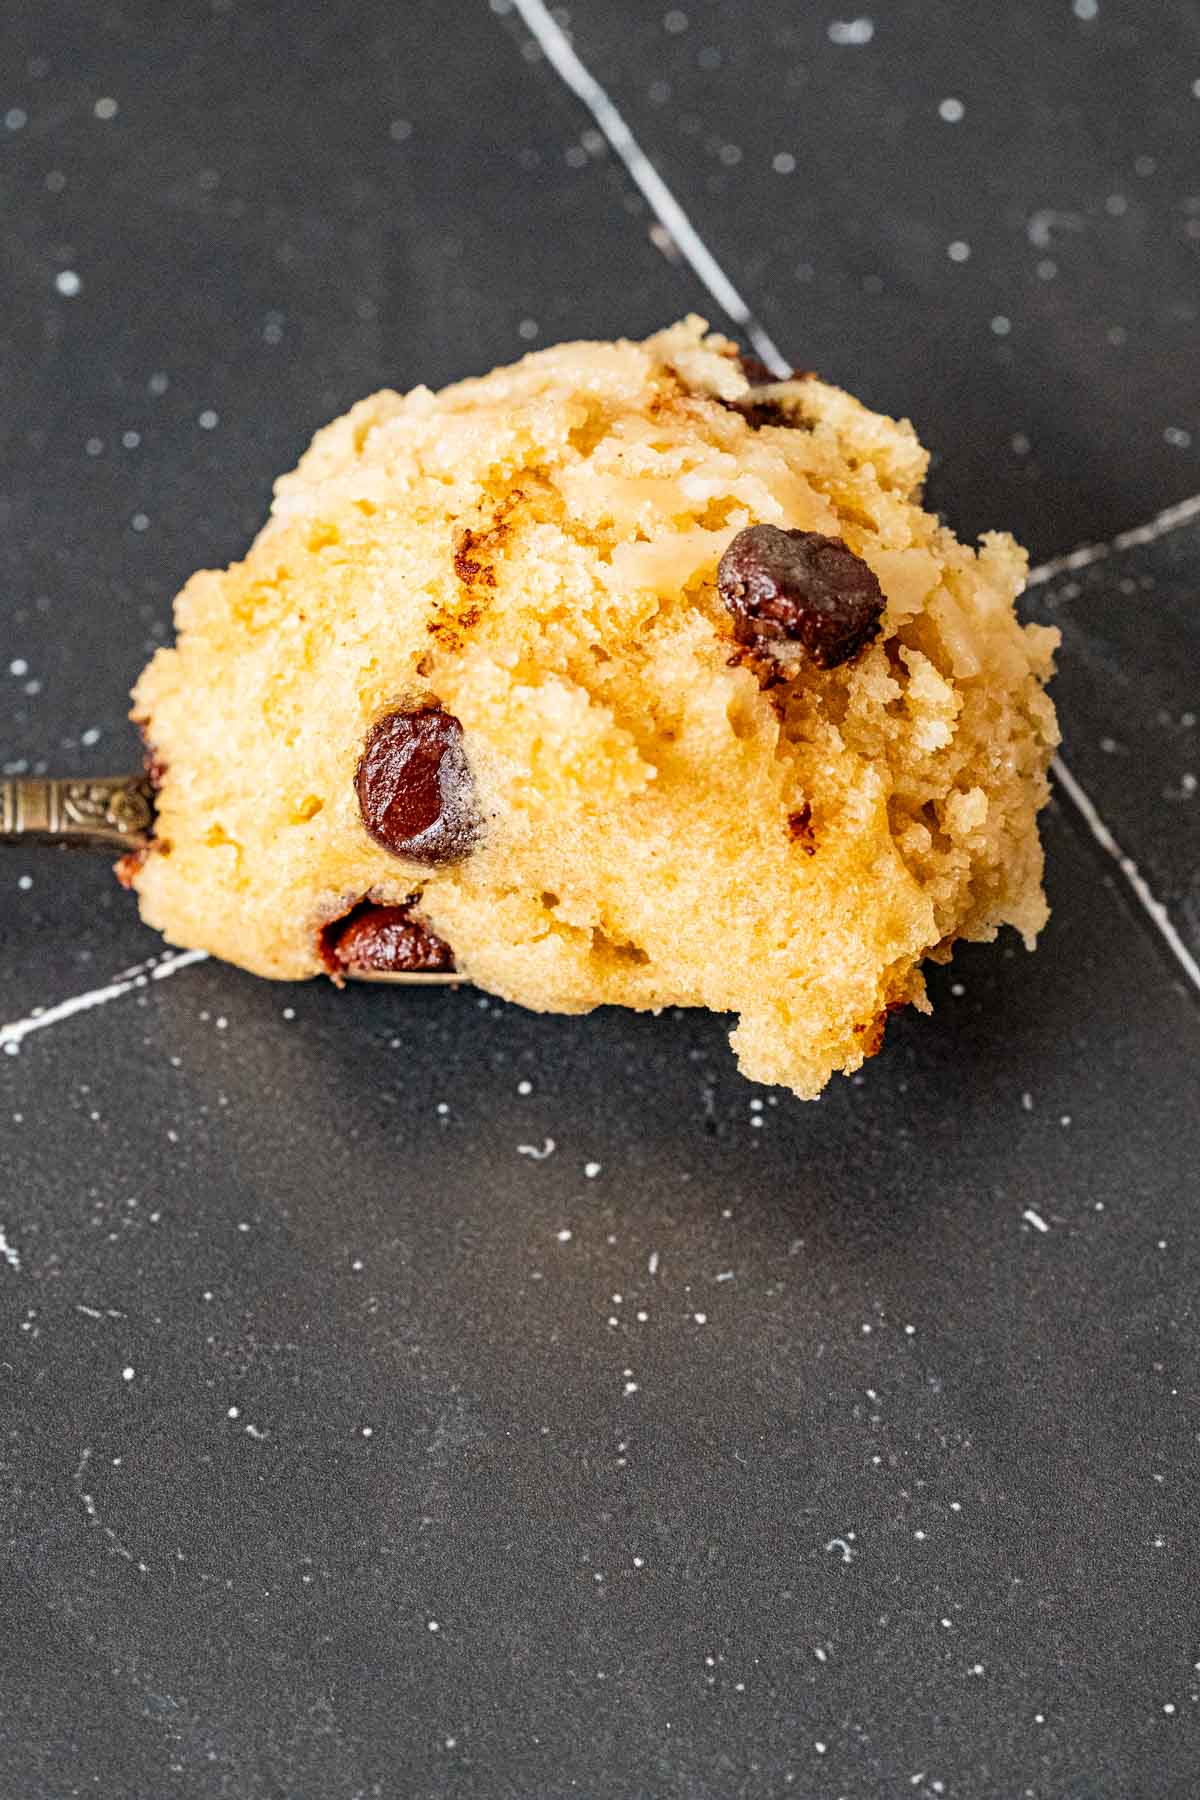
738;353;782;386
355;705;478;864
717;526;885;669
320;900;455;975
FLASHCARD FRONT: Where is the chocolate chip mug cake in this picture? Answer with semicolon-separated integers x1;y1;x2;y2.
124;319;1059;1096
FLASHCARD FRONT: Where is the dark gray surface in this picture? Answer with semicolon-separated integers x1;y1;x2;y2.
3;3;1200;1797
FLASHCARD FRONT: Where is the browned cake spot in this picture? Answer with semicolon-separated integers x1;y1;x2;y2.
114;849;146;889
855;999;909;1059
355;704;479;865
787;803;816;854
722;355;815;429
319;900;455;976
718;525;885;669
453;525;498;589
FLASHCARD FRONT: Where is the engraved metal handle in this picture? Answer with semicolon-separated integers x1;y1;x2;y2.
0;773;156;851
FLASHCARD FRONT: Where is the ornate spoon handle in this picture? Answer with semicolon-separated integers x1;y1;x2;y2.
0;773;155;851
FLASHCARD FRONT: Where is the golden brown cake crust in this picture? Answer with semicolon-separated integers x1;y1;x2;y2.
129;318;1059;1096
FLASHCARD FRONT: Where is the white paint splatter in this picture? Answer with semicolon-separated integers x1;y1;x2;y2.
827;17;875;44
517;1137;556;1160
0;1228;20;1271
0;948;208;1055
1022;1208;1050;1233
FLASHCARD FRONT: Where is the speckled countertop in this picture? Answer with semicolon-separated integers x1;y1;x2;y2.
2;3;1199;1796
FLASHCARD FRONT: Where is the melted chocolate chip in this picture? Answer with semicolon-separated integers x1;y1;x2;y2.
355;705;478;864
320;900;455;975
717;526;885;669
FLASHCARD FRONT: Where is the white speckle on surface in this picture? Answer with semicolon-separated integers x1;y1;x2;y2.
825;1537;855;1564
1164;1702;1176;1715
518;1137;556;1159
17;875;32;892
0;1229;21;1272
556;1227;572;1242
1073;0;1098;17
518;317;539;340
244;1423;265;1440
623;1381;639;1395
282;1006;295;1020
80;727;100;746
970;1662;986;1676
772;151;796;174
427;1619;440;1632
6;107;28;130
54;269;81;296
1022;1208;1050;1233
584;1160;601;1178
991;315;1011;336
85;436;104;455
947;239;971;262
121;1366;135;1382
122;429;141;449
693;1311;707;1325
715;1270;734;1282
10;659;29;677
827;17;874;45
131;512;150;532
516;1078;533;1095
227;1406;240;1419
1164;426;1193;448
94;95;119;118
938;96;965;122
663;8;688;32
648;1250;660;1276
198;408;219;429
362;1425;374;1438
814;1741;827;1755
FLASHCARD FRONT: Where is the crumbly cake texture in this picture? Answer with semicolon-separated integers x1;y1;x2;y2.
129;317;1059;1097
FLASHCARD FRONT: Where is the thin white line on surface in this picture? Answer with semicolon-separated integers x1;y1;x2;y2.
1022;1208;1050;1233
1053;755;1200;999
1027;491;1200;588
507;0;790;376
0;948;208;1055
